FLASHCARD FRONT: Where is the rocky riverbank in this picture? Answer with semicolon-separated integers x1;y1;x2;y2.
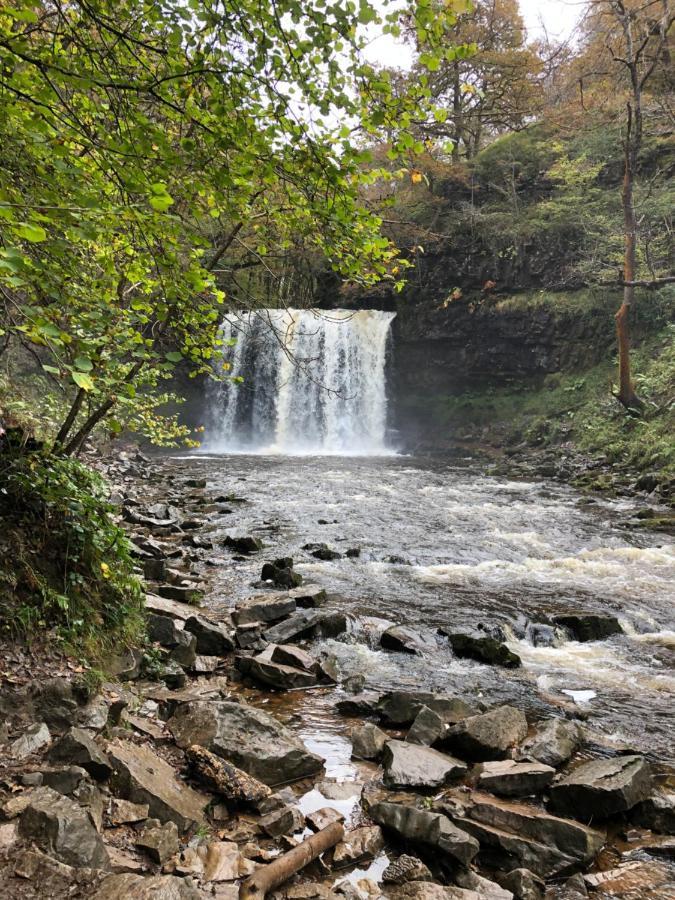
0;450;673;900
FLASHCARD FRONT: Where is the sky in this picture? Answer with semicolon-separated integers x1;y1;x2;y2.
364;0;585;69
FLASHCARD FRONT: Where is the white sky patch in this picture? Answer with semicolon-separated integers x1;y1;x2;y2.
363;0;585;70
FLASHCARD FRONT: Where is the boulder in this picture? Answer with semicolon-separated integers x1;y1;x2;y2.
549;755;652;819
109;798;149;825
383;740;467;790
333;825;385;866
306;806;345;831
233;594;297;626
630;789;675;834
439;790;604;878
552;613;622;642
369;801;479;865
107;739;206;831
223;535;263;554
135;819;179;863
336;693;380;718
501;869;545;900
382;854;433;884
290;585;328;608
378;691;477;726
440;630;521;669
184;615;234;655
157;585;204;604
259;805;305;837
310;545;342;561
444;706;528;761
11;722;51;759
262;610;324;644
478;761;555;797
92;874;203;899
162;659;188;688
271;644;317;672
186;744;271;806
168;700;324;785
407;706;445;746
147;613;185;646
262;562;303;589
381;625;435;655
49;727;112;781
19;786;108;869
519;718;582;768
352;723;388;760
238;655;318;690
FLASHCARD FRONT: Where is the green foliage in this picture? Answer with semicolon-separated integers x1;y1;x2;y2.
0;450;144;659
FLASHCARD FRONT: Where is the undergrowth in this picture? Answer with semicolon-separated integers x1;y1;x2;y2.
0;446;144;661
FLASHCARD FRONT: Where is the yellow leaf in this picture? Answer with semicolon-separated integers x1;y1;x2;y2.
411;171;423;184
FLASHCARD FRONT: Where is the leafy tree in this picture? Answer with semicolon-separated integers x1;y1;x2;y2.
0;0;461;453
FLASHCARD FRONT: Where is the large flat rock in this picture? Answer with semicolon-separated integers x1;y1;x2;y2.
377;691;478;726
444;706;528;761
369;801;479;866
168;700;324;785
107;739;207;832
549;755;652;819
383;740;467;790
478;760;555;797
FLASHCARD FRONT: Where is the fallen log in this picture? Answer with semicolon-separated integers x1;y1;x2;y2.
186;744;271;806
239;821;344;900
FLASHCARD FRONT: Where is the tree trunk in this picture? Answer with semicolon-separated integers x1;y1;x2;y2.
615;103;643;412
54;387;86;449
239;822;344;900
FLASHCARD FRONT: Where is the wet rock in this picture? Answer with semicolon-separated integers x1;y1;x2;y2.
378;691;477;726
337;693;380;717
519;718;582;768
439;789;604;878
157;584;204;604
109;798;149;825
260;805;305;837
239;654;318;689
176;840;255;881
552;613;622;642
92;873;203;899
19;786;109;868
369;801;479;865
307;806;345;831
549;754;652;819
407;706;445;746
478;761;555;797
124;507;178;529
271;643;317;672
11;722;51;759
381;625;435;655
318;653;340;683
444;706;528;761
346;548;361;558
308;544;342;561
169;700;324;785
631;789;675;834
49;727;112;781
224;535;263;554
333;825;385;866
319;611;349;639
233;594;297;626
290;585;329;608
500;869;544;900
440;630;521;668
263;610;324;644
352;723;388;760
262;561;303;588
343;674;366;694
382;855;433;884
107;739;206;831
525;623;558;648
185;614;234;655
186;744;271;806
383;740;467;791
135;818;179;863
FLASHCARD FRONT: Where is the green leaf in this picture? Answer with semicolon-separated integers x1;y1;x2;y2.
72;371;94;391
165;351;183;363
149;194;174;211
16;223;47;243
74;356;93;372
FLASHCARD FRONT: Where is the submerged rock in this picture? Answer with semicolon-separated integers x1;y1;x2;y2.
381;625;435;655
169;700;324;784
377;691;477;726
369;801;479;866
552;613;622;642
19;786;108;869
519;718;582;768
549;755;652;819
383;740;467;790
440;629;521;668
223;535;263;554
444;706;528;761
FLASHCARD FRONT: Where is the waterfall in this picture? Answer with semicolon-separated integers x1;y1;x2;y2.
205;309;396;454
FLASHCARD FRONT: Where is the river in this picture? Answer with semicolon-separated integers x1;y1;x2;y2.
174;451;675;766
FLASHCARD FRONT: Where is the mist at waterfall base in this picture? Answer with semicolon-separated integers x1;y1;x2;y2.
204;309;396;456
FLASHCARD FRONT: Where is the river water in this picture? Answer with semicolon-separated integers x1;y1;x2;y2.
178;452;675;763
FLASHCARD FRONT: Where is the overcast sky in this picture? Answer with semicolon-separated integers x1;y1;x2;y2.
364;0;586;68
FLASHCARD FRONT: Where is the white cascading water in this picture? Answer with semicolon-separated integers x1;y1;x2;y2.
205;309;396;454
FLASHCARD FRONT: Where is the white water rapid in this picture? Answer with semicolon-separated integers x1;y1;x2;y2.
206;309;395;454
